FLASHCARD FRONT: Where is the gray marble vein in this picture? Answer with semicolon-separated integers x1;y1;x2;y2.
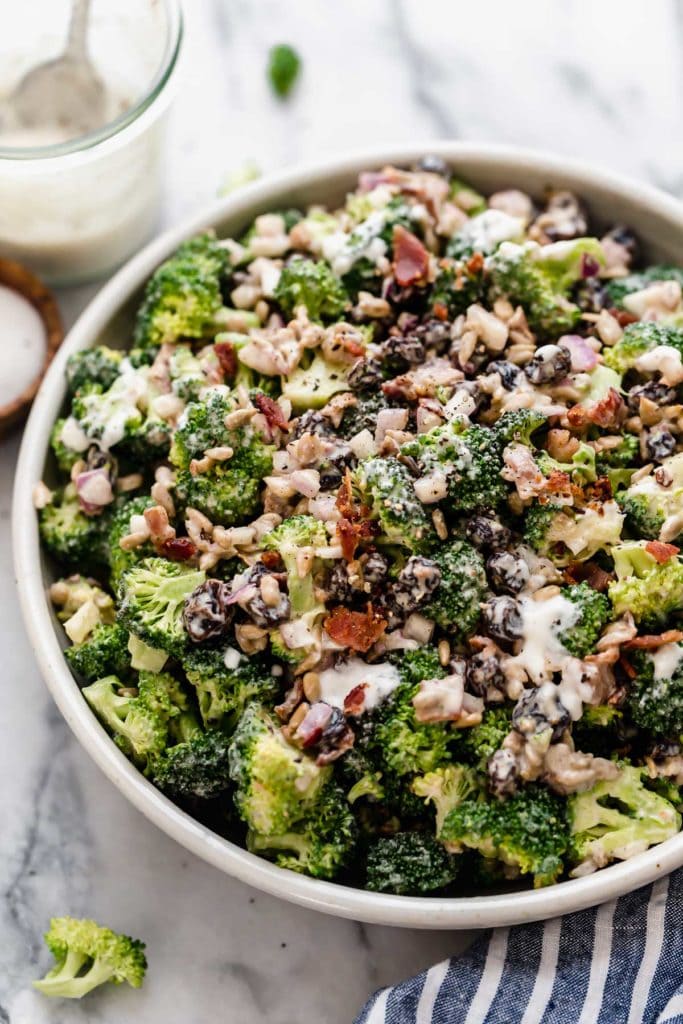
2;0;683;1020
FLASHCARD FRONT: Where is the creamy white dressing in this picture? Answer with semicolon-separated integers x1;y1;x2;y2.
635;345;683;386
318;657;401;712
74;360;148;450
653;643;683;681
0;284;46;406
511;594;580;685
458;210;525;254
322;210;389;277
59;415;90;452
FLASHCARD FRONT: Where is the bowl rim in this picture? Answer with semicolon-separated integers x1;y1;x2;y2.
13;140;683;929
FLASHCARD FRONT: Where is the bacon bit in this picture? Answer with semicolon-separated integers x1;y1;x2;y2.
337;517;377;561
324;603;387;653
466;251;484;274
645;540;680;564
433;301;449;321
214;341;237;377
544;469;573;496
261;549;283;570
563;561;614;592
393;225;429;287
336;470;356;519
253;392;289;431
567;388;625;430
585;477;613;504
160;536;197;562
344;683;368;717
624;629;683;650
619;653;637;679
609;308;638;328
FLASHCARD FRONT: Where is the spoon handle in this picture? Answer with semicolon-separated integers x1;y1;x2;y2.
65;0;92;60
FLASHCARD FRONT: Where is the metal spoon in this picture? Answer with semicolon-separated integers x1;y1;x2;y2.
1;0;106;139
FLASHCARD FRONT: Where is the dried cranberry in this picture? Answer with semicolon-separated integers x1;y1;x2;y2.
161;536;197;562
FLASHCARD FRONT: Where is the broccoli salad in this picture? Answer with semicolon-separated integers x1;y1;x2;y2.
36;158;683;895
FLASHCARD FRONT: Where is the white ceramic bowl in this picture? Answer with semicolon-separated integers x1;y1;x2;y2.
13;143;683;929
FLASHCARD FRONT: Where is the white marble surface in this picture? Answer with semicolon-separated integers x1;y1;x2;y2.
2;1;683;1021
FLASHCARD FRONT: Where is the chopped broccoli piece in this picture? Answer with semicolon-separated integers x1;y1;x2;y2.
170;389;273;525
430;258;485;317
263;514;329;615
392;645;446;689
281;354;351;412
106;495;155;589
595;433;640;474
524;500;624;566
558;583;611;658
274;257;349;322
134;233;229;348
421;538;487;637
495;408;547;447
83;675;173;762
182;645;280;727
39;485;109;568
50;419;83;473
571;705;625;759
149;728;232;800
603;321;683;373
605;265;683;309
33;916;146;999
66;346;123;396
412;763;480;834
619;452;683;542
569;765;680;871
117;557;206;656
228;704;330;835
337;391;391;439
366;832;458;895
248;781;357;880
441;784;568;887
458;708;512;772
628;645;683;737
65;622;132;682
370;674;454;778
356;455;436;553
267;43;301;98
609;541;683;624
402;420;508;514
537;442;597;485
487;239;605;336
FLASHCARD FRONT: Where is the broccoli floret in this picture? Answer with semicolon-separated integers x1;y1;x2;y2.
370;677;454;778
149;728;232;800
524;500;624;566
421;538;487;637
392;645;446;688
402;420;508;514
440;784;568;887
430;258;485;317
605;265;683;309
568;764;681;872
39;486;109;568
83;675;172;762
365;832;458;895
609;541;683;624
263;514;328;615
558;583;611;658
106;495;155;589
134;233;229;348
619;452;683;542
117;557;206;656
228;704;330;835
537;442;597;485
603;321;683;373
595;433;640;474
182;645;280;727
572;705;625;759
337;391;391;438
70;372;146;450
66;346;123;396
494;408;547;447
50;419;83;472
171;390;273;525
65;622;132;682
412;763;481;834
168;343;208;401
248;781;357;880
274;257;349;322
487;239;605;336
356;456;435;553
33;916;146;999
458;708;513;772
627;645;683;737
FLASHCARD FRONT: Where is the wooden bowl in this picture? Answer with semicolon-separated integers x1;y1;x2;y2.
0;258;63;437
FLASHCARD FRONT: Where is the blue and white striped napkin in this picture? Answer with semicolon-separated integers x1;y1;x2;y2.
355;872;683;1024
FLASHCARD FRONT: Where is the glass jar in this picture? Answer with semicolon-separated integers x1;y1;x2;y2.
0;0;182;285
